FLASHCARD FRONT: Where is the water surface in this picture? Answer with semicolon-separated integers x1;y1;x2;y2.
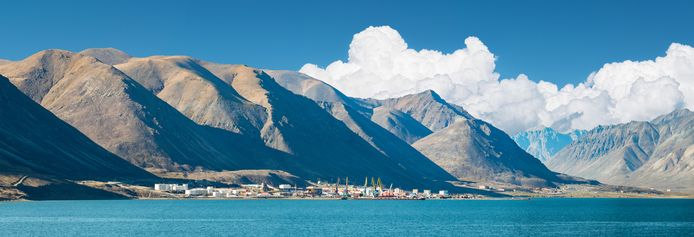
1;198;692;236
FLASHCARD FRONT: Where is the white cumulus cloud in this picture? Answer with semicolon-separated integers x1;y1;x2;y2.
300;26;694;135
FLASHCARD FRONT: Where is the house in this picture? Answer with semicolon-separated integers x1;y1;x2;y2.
279;184;292;190
185;188;207;196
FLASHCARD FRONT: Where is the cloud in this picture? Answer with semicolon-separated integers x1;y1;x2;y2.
300;26;694;135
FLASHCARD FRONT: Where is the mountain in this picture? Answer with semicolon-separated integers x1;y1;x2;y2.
0;49;461;189
0;48;597;192
512;128;585;162
0;75;153;181
412;118;587;187
0;50;255;171
196;65;456;188
360;90;473;133
80;48;132;65
548;109;694;192
370;107;433;144
114;55;266;137
356;89;588;187
266;70;456;183
0;75;156;200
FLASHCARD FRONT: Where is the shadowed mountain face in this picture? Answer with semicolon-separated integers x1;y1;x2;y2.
512;128;585;163
548;109;694;192
0;75;153;181
266;70;456;183
198;66;455;188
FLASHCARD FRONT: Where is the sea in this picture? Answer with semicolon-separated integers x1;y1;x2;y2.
0;198;692;236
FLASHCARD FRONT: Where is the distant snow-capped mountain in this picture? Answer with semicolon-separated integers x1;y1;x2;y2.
512;128;586;162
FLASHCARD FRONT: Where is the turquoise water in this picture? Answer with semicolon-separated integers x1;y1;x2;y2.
0;198;693;236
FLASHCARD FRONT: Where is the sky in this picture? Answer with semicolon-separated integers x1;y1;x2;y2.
3;0;693;134
2;0;692;86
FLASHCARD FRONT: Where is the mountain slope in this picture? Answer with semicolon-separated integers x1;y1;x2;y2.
114;56;266;137
200;65;455;188
512;128;585;162
370;107;433;144
267;70;455;182
412;118;586;187
80;48;132;65
0;75;154;181
357;90;589;187
0;50;251;171
362;90;473;131
548;109;694;192
357;90;472;144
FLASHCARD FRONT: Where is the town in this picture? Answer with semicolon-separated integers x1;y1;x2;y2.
152;177;484;200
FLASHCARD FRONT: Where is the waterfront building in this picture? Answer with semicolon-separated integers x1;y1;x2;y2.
154;183;188;192
185;188;207;196
154;184;172;191
278;184;292;190
212;192;225;198
306;186;322;196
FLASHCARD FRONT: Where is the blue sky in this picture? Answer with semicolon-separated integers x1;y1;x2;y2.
2;0;692;86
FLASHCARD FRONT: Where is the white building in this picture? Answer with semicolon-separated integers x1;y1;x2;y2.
172;184;188;192
212;192;225;198
438;190;449;196
279;184;292;190
185;188;208;196
154;184;172;191
155;183;188;192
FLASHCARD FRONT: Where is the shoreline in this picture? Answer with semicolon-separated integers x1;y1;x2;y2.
5;196;694;202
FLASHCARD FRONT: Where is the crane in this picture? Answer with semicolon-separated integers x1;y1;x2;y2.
363;177;368;195
336;177;340;194
376;177;382;196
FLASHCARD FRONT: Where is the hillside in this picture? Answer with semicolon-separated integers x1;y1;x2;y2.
0;50;253;171
548;109;694;192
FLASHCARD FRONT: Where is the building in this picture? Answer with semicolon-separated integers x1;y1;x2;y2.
185;188;208;196
155;183;188;192
306;186;322;196
279;184;292;190
212;192;225;198
172;184;188;192
438;190;449;196
154;184;172;191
